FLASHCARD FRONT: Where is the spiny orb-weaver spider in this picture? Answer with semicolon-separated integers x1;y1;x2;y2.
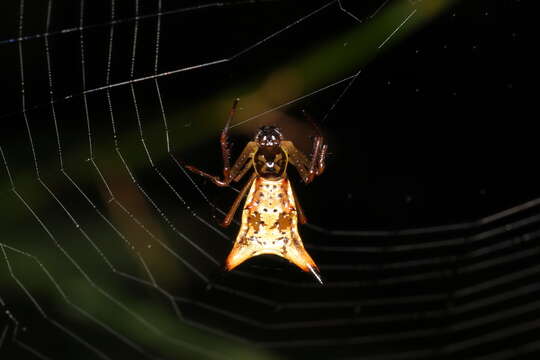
186;99;328;284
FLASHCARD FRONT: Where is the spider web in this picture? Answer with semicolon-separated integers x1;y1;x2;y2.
0;0;537;359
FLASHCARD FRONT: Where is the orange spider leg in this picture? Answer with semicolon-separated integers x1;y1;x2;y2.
221;173;257;227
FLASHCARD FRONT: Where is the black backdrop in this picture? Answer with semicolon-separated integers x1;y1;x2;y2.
0;0;538;359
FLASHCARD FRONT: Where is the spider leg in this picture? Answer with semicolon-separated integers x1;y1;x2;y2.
221;98;239;179
290;182;308;224
185;99;258;186
233;158;253;182
281;141;312;184
184;165;229;187
281;112;327;184
221;172;257;227
317;142;328;176
307;136;322;183
302;110;328;183
186;140;256;186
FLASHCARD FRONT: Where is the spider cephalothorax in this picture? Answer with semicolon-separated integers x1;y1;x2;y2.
253;126;287;179
185;99;327;284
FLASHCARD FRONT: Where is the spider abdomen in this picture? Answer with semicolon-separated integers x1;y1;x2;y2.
225;177;318;275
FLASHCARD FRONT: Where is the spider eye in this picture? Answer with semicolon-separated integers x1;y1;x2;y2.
255;126;283;145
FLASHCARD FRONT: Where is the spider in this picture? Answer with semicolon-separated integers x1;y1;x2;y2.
186;99;328;284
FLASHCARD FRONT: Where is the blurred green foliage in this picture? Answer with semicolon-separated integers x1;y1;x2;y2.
0;1;457;358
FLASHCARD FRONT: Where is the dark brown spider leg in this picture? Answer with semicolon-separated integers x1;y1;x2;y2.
222;172;257;227
302;110;323;135
185;98;259;186
221;98;240;179
281;111;327;184
307;136;323;183
302;110;328;183
184;165;229;187
283;139;324;184
186;141;257;186
289;182;308;224
184;98;239;186
317;143;328;176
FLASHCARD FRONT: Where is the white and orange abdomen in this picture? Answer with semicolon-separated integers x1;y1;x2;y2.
225;177;319;276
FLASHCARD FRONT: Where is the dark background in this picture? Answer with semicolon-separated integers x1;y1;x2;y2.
0;0;538;359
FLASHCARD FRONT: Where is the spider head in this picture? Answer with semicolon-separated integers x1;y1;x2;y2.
255;125;283;147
